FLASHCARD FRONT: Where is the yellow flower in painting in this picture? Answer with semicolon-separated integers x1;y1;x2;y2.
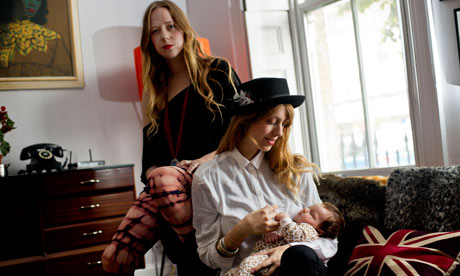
33;36;45;48
18;39;32;55
0;20;61;66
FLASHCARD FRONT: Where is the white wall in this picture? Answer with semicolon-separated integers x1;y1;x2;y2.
0;0;186;273
186;0;251;82
429;0;460;165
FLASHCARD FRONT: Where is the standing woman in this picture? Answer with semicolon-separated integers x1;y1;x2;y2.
192;78;337;276
102;1;240;275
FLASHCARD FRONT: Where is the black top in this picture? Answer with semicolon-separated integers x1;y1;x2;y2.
141;59;240;184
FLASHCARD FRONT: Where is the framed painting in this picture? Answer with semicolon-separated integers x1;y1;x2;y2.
0;0;84;90
455;8;460;65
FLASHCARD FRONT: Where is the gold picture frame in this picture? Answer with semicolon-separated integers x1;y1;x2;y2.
0;0;84;90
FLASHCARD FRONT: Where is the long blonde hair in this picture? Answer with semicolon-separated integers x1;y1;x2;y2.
217;104;319;194
140;0;236;136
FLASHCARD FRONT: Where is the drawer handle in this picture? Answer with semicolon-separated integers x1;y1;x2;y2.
87;260;102;267
82;230;103;237
80;179;100;185
80;203;100;210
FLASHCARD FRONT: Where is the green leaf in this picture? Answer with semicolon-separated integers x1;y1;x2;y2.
0;140;10;156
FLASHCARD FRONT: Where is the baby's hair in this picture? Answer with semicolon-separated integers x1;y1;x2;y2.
317;202;345;239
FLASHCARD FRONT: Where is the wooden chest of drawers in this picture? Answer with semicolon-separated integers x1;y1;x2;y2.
0;164;141;276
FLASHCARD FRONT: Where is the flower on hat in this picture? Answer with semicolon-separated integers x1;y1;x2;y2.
233;90;254;106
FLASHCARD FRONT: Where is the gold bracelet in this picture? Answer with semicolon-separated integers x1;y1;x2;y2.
216;237;239;257
216;238;230;257
221;238;239;256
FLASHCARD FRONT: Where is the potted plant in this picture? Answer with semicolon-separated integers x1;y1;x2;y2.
0;106;16;165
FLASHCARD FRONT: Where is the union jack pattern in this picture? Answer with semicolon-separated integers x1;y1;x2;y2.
345;226;460;276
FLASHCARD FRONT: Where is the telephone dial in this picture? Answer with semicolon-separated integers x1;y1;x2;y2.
20;143;64;173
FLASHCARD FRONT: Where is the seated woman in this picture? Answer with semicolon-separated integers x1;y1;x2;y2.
192;77;338;276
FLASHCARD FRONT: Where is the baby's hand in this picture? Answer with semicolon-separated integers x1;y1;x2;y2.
264;231;282;243
275;212;289;221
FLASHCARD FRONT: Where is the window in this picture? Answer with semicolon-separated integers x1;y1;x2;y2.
298;0;415;173
243;0;443;174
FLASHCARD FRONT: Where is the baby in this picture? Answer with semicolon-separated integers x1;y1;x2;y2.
226;202;344;276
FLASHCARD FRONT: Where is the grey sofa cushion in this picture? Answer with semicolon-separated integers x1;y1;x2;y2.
317;174;386;275
385;165;460;232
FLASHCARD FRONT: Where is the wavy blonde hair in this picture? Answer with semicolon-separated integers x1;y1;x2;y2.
140;0;236;136
217;104;319;195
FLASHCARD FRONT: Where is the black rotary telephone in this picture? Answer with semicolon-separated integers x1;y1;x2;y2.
20;143;64;173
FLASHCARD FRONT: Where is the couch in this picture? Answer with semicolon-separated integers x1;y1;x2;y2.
317;165;460;276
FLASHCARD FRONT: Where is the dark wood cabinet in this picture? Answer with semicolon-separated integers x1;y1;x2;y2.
0;164;141;275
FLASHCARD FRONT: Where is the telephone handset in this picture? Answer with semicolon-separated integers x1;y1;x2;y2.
20;143;64;173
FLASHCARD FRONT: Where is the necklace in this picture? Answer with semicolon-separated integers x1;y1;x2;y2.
163;87;189;166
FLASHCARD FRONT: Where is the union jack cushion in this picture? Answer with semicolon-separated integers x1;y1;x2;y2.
345;226;460;276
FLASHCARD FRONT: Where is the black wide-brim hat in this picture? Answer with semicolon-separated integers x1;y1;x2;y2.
231;77;305;114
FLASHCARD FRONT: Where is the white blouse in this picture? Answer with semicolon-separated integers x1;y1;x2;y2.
192;148;337;275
